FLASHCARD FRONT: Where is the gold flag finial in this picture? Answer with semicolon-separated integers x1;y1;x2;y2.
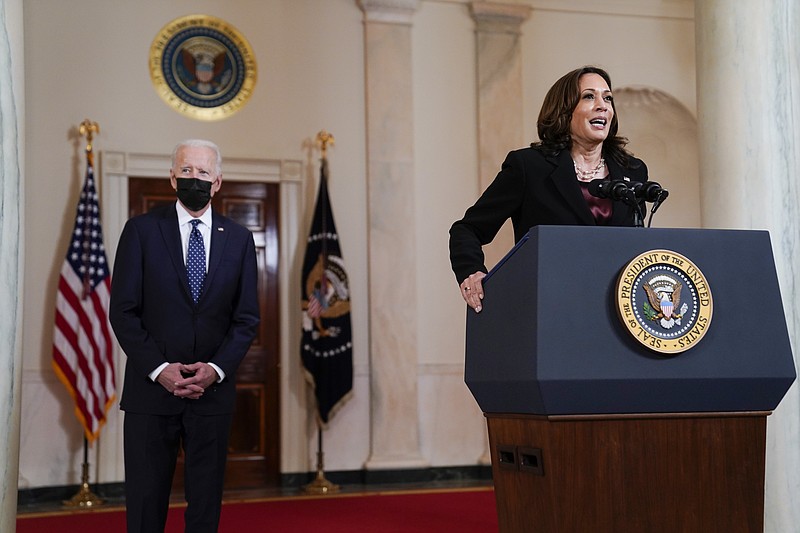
316;130;335;158
79;119;100;153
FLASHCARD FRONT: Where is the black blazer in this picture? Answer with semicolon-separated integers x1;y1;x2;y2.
449;146;648;283
110;203;260;415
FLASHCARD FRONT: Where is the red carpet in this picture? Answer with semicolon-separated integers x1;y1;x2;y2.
17;488;498;532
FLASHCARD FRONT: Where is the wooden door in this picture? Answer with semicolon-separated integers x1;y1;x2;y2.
127;177;280;489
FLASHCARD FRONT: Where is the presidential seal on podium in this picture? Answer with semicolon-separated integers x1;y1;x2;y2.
616;249;713;355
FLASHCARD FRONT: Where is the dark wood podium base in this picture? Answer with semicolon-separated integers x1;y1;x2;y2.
486;412;768;533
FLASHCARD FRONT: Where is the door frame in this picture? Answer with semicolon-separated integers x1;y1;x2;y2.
99;150;309;484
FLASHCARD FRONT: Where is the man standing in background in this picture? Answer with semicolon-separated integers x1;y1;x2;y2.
110;139;260;533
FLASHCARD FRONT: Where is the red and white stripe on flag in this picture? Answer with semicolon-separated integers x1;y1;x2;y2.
51;158;116;442
307;294;323;318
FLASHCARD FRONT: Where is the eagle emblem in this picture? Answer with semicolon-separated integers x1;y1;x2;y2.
177;37;232;96
302;254;351;340
643;275;689;329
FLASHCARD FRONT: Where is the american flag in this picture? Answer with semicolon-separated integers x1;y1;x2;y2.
52;150;116;442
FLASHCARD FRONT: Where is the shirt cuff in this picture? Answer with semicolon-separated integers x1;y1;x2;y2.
208;362;225;383
149;362;169;382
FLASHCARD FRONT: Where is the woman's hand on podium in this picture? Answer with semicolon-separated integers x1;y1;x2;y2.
460;271;486;313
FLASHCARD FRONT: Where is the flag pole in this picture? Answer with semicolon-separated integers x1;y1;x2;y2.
63;437;104;507
63;119;104;509
303;130;340;495
303;422;340;494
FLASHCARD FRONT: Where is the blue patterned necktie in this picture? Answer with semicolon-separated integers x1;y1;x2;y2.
187;219;206;303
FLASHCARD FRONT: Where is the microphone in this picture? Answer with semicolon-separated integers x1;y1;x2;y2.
588;178;669;230
589;179;669;203
630;181;669;202
587;179;630;201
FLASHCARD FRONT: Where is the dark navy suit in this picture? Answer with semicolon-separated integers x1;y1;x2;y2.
110;202;259;532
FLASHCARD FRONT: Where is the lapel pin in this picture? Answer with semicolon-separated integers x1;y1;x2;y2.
217;227;224;232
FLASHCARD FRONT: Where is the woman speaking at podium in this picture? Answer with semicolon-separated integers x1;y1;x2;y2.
449;65;649;313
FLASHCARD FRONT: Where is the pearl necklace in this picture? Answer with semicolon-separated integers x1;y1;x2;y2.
573;158;605;182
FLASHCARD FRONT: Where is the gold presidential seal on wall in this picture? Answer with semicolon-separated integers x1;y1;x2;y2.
149;14;256;121
616;250;713;355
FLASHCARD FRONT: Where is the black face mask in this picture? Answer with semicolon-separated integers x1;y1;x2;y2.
175;178;213;211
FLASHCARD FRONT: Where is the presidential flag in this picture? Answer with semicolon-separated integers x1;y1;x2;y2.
52;150;116;442
301;158;353;425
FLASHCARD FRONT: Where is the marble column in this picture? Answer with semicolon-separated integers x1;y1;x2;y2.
695;1;800;531
0;0;24;528
468;1;531;464
470;2;531;271
358;0;428;471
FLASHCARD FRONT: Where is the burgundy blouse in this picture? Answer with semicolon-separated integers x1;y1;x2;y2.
579;181;612;225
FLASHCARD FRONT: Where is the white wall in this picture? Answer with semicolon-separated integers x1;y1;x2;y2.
19;0;699;488
21;0;370;486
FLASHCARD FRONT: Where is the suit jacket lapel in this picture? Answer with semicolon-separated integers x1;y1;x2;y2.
205;211;228;290
158;205;194;302
548;150;596;226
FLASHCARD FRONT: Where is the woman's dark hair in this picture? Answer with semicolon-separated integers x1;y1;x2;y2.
533;66;633;166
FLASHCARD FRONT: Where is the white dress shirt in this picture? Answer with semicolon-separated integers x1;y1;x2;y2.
148;202;225;384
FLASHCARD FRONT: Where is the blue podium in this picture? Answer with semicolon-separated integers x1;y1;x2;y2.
465;226;796;533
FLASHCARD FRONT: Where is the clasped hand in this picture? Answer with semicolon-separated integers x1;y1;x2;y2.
157;362;217;400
